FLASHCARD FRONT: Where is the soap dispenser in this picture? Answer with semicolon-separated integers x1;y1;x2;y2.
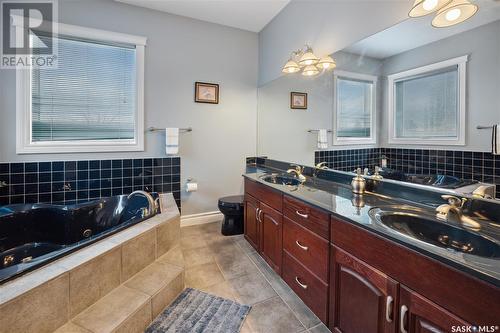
351;168;366;194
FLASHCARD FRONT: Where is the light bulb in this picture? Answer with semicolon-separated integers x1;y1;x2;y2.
422;0;438;10
445;7;461;21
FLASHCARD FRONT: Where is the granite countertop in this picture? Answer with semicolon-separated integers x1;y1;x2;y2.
243;167;500;287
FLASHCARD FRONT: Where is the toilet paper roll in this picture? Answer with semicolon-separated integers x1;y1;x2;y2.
186;182;198;192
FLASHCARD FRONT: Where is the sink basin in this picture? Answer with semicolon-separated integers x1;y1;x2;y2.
369;208;500;258
260;174;301;186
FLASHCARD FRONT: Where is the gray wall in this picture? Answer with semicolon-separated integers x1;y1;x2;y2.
0;0;258;215
258;0;411;86
380;20;500;152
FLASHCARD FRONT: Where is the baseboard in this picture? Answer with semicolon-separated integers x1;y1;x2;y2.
180;211;223;227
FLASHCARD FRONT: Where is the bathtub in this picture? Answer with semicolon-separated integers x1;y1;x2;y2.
0;192;159;284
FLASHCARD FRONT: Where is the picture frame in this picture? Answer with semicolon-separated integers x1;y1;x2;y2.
290;92;307;109
195;82;219;104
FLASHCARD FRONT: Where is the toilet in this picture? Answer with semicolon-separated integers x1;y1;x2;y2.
218;195;244;236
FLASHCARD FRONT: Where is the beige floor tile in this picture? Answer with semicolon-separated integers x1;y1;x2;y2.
214;249;258;280
182;246;215;268
53;322;91;333
246;297;305;333
240;319;254;333
200;280;238;301
226;272;277;305
157;245;185;268
308;323;331;333
72;286;150;333
121;229;156;281
207;237;241;256
124;262;183;296
180;234;208;250
151;273;184;318
184;262;225;289
234;237;257;254
180;224;206;238
115;300;152;333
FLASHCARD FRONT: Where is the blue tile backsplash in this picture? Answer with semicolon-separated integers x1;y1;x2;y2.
315;148;500;198
0;157;181;209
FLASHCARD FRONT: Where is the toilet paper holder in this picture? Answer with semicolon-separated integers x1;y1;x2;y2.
185;178;198;192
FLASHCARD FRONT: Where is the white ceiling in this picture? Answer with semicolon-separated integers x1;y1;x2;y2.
343;0;500;59
115;0;290;32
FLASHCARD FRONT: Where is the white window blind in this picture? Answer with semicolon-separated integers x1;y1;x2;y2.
31;35;137;143
394;66;458;139
336;77;373;138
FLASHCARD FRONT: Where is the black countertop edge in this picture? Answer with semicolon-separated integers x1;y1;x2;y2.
243;168;500;288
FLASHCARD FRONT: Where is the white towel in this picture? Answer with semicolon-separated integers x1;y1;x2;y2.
317;129;328;149
165;128;179;155
493;124;500;155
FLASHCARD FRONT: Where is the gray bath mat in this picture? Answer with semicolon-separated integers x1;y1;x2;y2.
146;288;251;333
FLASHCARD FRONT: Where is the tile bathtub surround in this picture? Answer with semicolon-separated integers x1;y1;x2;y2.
0;157;181;209
315;148;500;198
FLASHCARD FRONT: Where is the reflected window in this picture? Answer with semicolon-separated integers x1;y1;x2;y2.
334;71;377;145
388;56;467;145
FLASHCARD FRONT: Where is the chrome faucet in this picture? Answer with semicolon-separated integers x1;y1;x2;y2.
287;165;306;183
436;195;480;229
128;190;156;217
313;162;328;177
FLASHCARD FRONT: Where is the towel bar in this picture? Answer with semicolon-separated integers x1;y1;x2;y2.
148;127;192;133
477;125;494;129
308;129;333;133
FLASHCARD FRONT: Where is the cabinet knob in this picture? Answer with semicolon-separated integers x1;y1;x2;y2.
295;210;308;219
400;305;408;333
295;240;309;251
295;276;308;289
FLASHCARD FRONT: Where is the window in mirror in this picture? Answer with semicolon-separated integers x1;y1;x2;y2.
333;71;377;145
388;55;467;145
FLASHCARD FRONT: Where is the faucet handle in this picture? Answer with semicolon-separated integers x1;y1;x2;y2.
441;195;464;207
315;162;328;170
290;164;304;173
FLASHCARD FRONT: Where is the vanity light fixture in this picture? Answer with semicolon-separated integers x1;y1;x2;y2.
432;0;478;27
302;65;320;76
282;58;301;74
408;0;452;17
281;45;336;77
317;56;336;70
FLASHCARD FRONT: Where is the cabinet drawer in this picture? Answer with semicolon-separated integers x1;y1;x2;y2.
245;178;282;212
283;217;329;283
283;252;328;323
283;195;329;239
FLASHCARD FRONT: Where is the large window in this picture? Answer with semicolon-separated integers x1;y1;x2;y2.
387;56;467;145
333;71;377;145
17;23;146;153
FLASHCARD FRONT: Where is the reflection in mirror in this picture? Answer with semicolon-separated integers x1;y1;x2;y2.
257;1;500;199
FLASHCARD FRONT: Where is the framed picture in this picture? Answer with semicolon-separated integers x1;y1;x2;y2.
290;92;307;109
195;82;219;104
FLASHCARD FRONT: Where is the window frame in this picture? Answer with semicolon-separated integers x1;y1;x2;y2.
387;55;468;146
333;70;378;146
15;21;147;154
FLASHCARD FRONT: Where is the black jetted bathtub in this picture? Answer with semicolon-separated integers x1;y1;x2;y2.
0;192;159;284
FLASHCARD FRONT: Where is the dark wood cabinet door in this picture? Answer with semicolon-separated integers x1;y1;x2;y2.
260;202;283;274
399;286;470;333
330;246;398;333
244;195;259;251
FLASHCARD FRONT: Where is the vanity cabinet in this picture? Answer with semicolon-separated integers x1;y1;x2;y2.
398;286;469;333
244;179;283;274
330;246;398;333
259;202;283;274
243;194;260;250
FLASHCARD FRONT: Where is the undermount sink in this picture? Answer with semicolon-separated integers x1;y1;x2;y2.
369;207;500;258
260;174;301;186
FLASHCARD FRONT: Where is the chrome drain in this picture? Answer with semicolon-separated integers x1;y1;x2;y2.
83;229;93;238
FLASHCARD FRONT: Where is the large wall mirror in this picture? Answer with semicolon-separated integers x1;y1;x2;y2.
257;0;500;198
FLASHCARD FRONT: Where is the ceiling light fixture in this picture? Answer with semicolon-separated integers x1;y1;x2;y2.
408;0;452;17
281;45;335;77
432;0;478;27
